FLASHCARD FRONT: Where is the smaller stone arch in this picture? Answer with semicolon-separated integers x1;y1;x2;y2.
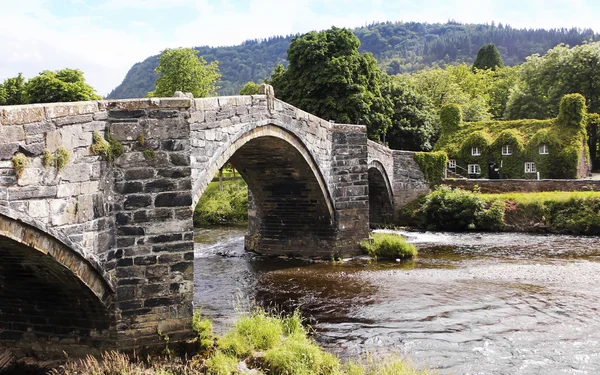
368;160;395;227
0;210;114;353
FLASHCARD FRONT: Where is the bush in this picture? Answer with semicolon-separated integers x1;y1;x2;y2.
419;185;504;231
359;233;417;260
192;312;214;350
194;179;248;226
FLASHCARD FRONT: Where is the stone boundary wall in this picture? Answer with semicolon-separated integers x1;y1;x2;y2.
392;151;429;207
444;179;600;193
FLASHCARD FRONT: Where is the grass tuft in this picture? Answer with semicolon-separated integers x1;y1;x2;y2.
11;153;29;179
359;232;417;260
55;147;71;171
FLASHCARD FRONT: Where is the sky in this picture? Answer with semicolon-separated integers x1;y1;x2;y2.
1;0;598;96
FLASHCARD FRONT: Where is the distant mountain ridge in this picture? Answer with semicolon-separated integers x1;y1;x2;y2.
107;21;598;99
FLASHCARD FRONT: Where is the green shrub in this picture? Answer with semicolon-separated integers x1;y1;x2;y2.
194;180;248;226
205;351;239;375
440;103;462;133
192;312;214;350
11;152;28;179
55;147;70;171
264;333;341;375
42;149;55;168
419;185;504;231
359;232;417;260
414;151;448;187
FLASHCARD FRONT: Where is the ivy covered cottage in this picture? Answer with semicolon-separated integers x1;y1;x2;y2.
434;94;591;179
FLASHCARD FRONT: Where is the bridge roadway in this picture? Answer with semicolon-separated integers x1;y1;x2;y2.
0;85;427;357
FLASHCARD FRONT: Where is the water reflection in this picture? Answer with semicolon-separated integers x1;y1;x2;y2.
194;227;600;374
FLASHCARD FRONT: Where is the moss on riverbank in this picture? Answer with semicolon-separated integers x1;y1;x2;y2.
409;186;600;235
50;309;431;375
194;179;248;226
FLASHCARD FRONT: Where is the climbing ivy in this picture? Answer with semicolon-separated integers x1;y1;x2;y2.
414;151;448;187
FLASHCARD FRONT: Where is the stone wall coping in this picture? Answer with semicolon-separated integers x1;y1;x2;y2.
332;123;366;133
392;150;417;156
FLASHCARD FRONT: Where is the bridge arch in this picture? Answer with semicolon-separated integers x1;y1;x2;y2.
0;210;113;350
192;124;336;256
368;160;394;227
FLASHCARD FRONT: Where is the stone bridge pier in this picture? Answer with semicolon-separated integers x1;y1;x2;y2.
0;86;429;357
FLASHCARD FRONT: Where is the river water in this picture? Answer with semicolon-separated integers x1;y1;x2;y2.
194;227;600;374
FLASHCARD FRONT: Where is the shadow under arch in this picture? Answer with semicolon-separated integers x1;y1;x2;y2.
0;211;114;353
368;160;394;227
192;125;336;256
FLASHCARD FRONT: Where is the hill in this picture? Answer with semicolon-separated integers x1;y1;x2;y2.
107;21;598;99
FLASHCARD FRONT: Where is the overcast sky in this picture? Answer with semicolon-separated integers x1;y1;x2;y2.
1;0;598;96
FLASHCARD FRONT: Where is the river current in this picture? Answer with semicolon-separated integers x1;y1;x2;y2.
194;227;600;374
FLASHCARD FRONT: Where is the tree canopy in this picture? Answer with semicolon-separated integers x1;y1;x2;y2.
239;81;260;95
0;73;27;105
472;43;504;71
270;27;392;140
26;69;101;104
149;47;221;98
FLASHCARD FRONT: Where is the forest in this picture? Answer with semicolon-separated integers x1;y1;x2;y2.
106;21;598;99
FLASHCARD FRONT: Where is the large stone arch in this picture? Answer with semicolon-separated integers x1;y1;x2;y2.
368;160;395;227
0;210;114;354
191;124;337;256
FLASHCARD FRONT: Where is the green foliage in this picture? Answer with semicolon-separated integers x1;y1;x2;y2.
149;48;221;98
108;21;599;99
194;179;248;226
414;151;448;186
55;147;70;171
11;153;29;179
137;134;145;146
385;77;436;151
439;104;462;133
26;69;101;104
557;93;587;128
205;351;239;375
192;312;214;350
269;27;393;141
143;149;157;161
481;191;600;235
419;185;505;231
42;149;55;168
359;232;417;260
91;130;123;162
587;113;600;169
264;332;341;375
472;43;504;71
0;73;27;105
239;81;261;95
505;42;600;120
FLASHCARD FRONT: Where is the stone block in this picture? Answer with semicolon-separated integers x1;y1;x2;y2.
0;143;20;160
1;105;45;125
54;114;94;127
0;126;26;144
44;101;99;119
45;131;62;152
60;163;92;183
155;192;192;207
124;195;152;210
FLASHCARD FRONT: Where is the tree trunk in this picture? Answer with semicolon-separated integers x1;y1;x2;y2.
219;167;223;191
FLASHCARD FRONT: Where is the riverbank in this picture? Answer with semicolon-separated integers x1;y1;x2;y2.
405;186;600;235
194;179;248;226
39;309;429;375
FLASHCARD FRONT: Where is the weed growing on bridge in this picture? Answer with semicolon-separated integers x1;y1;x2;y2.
137;133;145;146
143;149;157;161
360;232;417;260
91;130;124;162
42;149;55;168
55;147;71;171
11;153;28;179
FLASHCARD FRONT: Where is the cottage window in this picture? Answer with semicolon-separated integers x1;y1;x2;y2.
539;143;549;154
525;162;536;173
468;164;481;175
448;159;456;168
471;146;481;156
502;145;513;155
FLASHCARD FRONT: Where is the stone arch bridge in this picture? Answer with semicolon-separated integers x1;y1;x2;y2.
0;87;428;356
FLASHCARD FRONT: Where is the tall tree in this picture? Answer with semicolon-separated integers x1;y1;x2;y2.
26;69;101;104
149;48;221;98
472;43;504;71
1;73;27;105
385;77;436;151
270;27;392;140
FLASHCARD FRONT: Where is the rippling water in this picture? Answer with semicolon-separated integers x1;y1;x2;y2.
194;227;600;374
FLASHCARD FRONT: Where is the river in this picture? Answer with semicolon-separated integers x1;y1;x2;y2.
194;227;600;374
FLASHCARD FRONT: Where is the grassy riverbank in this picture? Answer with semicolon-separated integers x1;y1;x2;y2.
410;186;600;235
194;179;248;226
51;309;430;375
